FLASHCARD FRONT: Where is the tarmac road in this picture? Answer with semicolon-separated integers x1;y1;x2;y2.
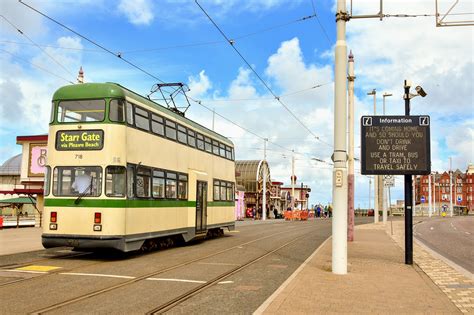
414;216;474;274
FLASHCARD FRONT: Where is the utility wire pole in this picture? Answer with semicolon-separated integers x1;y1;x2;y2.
332;0;348;275
347;51;355;242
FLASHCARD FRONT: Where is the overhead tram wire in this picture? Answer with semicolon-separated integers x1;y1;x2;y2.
0;48;75;84
310;0;331;45
195;0;332;149
1;14;76;80
19;0;166;85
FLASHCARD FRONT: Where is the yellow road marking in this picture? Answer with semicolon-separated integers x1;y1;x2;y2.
16;265;62;272
228;230;240;233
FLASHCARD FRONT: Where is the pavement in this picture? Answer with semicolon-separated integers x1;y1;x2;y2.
1;220;473;314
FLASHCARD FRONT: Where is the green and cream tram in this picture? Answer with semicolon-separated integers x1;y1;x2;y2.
43;83;235;252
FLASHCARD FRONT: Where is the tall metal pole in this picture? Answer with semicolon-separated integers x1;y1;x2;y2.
262;138;267;221
428;173;432;217
212;108;215;131
404;80;413;265
291;151;295;211
369;177;372;210
449;157;453;217
413;176;416;217
433;173;436;215
332;0;348;275
369;90;379;224
382;93;391;225
347;51;355;242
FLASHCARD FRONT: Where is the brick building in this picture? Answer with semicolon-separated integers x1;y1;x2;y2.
415;164;474;214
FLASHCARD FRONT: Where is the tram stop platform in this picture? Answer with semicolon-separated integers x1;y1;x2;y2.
256;222;473;314
1;223;472;313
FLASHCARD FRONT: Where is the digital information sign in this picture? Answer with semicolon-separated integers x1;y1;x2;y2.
56;130;104;151
361;115;431;175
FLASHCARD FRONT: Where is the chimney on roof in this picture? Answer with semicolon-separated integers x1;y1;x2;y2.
77;66;84;84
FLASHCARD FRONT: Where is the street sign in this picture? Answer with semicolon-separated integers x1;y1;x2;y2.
457;196;462;202
421;196;425;203
361;115;431;175
384;175;395;187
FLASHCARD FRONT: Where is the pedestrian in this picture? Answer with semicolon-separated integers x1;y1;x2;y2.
252;206;256;219
273;207;278;219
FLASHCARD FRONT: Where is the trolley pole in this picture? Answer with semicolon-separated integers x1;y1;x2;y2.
403;80;413;265
332;0;348;275
347;51;355;242
262;138;267;220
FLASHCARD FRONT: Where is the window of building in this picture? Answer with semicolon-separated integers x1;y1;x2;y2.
110;99;125;122
105;166;126;197
177;124;187;144
166;172;177;198
165;120;177;140
178;174;188;199
136;167;151;198
134;106;150;131
152;170;165;198
188;130;196;147
151;114;164;136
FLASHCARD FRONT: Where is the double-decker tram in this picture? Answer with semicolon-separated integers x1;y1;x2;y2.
43;83;236;252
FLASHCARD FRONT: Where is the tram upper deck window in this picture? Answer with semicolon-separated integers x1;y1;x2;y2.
57;100;105;123
212;140;220;155
219;143;226;158
105;166;126;197
109;99;125;122
188;130;196;148
135;107;150;131
49;102;55;124
151;114;164;136
204;137;212;153
196;133;204;150
126;102;134;125
52;166;102;197
165;120;177;140
177;125;187;144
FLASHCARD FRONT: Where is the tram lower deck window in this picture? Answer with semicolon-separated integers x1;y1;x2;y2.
53;166;102;197
105;166;126;197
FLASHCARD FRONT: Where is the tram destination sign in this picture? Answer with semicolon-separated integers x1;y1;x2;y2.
361;115;430;175
56;130;104;151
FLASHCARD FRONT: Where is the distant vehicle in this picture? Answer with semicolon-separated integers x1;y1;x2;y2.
42;83;236;252
367;209;374;216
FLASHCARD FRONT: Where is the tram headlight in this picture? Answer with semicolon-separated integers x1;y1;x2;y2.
49;223;57;230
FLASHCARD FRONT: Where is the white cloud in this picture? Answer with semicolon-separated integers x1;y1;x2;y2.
118;0;154;26
188;70;212;98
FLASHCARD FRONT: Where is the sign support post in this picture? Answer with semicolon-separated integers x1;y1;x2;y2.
404;80;413;265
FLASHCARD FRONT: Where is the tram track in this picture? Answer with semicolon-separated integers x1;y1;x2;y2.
27;223;316;314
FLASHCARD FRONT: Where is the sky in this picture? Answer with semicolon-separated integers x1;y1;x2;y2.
0;0;473;208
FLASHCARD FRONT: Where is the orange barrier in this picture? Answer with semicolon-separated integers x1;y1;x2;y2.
284;210;310;221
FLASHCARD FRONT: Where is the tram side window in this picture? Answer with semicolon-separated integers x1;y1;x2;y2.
219;143;226;158
225;146;232;160
165;172;177;199
178;174;188;199
44;166;51;196
213;180;220;201
165;120;177;140
212;140;220;155
109;99;125;122
152;170;165;198
105;166;126;197
49;102;55;123
135;106;150;131
127;165;135;197
220;180;226;201
177;124;187;144
188;130;196;148
151;114;164;136
196;133;205;150
204;137;212;153
53;166;102;197
136;167;151;198
226;182;233;201
126;102;134;126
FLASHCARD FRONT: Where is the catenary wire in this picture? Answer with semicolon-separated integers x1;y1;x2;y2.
0;15;76;79
310;0;331;45
0;48;75;84
195;0;332;148
19;0;166;84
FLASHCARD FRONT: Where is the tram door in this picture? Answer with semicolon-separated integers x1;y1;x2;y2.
195;181;208;233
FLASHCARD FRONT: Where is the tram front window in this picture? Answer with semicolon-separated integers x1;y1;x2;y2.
53;166;102;196
57;99;105;123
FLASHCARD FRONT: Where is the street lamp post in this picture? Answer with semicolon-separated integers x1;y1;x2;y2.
382;92;392;224
367;89;380;224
